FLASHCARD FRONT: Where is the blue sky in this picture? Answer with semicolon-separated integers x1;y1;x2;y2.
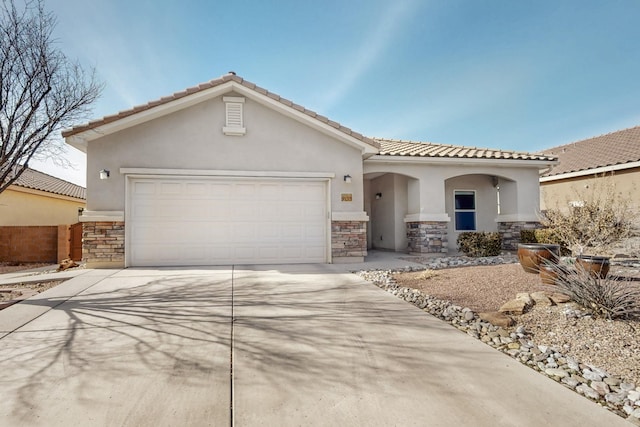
30;0;640;186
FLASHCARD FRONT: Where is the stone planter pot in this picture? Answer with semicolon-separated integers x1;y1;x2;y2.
576;255;610;278
517;243;560;274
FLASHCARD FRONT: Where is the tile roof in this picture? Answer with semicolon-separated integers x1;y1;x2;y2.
374;138;556;162
541;126;640;177
62;73;380;150
12;168;86;200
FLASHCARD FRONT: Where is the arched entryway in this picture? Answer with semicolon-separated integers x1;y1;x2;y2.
364;172;418;252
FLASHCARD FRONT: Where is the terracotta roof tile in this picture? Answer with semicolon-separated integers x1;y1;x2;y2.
374;138;556;162
12;168;86;200
541;126;640;176
62;73;380;150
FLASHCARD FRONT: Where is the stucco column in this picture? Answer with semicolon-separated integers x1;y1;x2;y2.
404;175;450;254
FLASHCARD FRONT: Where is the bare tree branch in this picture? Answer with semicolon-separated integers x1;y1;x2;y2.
0;0;102;193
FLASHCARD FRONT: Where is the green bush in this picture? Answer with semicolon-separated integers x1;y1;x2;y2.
457;232;502;257
520;229;537;243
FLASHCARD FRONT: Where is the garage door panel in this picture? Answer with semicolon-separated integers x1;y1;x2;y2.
129;177;328;266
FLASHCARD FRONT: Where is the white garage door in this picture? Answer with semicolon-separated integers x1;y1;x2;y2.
128;177;328;266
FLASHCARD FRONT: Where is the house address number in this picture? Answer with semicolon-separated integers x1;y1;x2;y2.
341;193;353;202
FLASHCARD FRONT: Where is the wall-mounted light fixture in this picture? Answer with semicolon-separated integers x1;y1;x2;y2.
375;192;382;200
99;169;110;180
343;174;352;184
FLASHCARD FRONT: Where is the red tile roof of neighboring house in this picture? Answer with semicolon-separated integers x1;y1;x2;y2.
541;126;640;177
12;168;86;200
374;138;556;162
62;73;380;150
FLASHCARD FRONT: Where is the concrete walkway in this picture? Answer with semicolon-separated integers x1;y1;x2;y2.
0;261;630;426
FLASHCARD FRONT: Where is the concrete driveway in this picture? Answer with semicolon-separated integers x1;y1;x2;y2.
0;264;629;426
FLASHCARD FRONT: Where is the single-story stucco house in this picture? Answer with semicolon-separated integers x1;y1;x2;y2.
540;125;640;223
0;168;86;263
62;73;556;268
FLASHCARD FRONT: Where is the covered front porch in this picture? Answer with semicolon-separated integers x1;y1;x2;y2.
363;161;542;255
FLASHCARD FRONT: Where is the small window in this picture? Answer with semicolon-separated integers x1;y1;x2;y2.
223;96;246;136
454;190;476;231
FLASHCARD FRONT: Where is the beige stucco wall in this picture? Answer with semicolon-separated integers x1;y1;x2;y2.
364;161;542;220
367;174;409;251
0;187;84;226
541;168;640;219
85;91;365;214
363;161;543;252
444;174;499;243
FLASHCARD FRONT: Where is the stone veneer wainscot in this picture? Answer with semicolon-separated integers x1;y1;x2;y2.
331;220;367;262
406;221;448;254
498;221;541;250
83;221;125;268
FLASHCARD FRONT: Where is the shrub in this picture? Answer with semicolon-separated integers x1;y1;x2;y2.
457;232;502;257
543;258;640;320
540;175;636;255
520;229;537;243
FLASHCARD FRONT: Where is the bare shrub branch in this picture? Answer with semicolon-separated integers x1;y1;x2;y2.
540;175;636;256
0;0;103;192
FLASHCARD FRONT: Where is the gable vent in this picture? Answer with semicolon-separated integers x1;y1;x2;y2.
223;96;246;136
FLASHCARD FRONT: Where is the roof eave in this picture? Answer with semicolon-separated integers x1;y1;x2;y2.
9;184;86;202
63;80;379;156
540;160;640;182
367;154;558;169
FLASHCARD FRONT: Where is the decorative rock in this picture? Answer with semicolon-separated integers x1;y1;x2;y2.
576;384;601;400
605;392;627;405
628;390;640;401
590;381;610;396
478;312;515;327
571;374;587;384
582;369;603;382
530;291;553;306
604;376;622;387
621;383;637;392
566;357;580;372
464;310;475;321
549;292;571;304
499;299;529;315
516;293;533;305
561;376;580;388
545;368;569;378
497;328;511;338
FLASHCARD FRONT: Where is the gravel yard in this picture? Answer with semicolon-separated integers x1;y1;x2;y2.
393;261;640;388
0;281;63;303
0;263;64;306
0;262;50;274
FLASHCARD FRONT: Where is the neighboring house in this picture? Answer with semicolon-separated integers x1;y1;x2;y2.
0;168;86;226
0;168;86;263
540;126;640;221
63;73;556;268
